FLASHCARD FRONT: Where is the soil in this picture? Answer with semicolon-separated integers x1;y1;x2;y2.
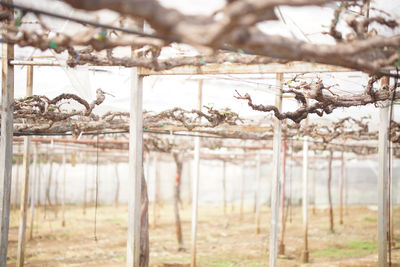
6;204;400;266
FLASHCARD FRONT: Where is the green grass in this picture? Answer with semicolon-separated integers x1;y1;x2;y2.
363;216;377;223
312;241;377;259
7;257;16;264
347;241;377;251
157;255;264;267
107;217;125;223
198;255;265;267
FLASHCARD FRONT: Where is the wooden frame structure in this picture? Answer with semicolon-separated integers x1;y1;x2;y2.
1;52;393;267
134;62;355;267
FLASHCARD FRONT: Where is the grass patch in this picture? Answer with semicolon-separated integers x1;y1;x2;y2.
312;241;377;259
107;217;125;223
347;241;377;251
198;256;264;267
158;256;188;263
364;216;377;223
7;257;16;264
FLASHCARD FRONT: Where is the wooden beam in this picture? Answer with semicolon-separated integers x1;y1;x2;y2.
139;62;352;76
378;77;389;267
16;61;33;267
269;73;283;267
10;60;61;67
149;124;273;133
126;67;143;267
190;80;202;267
0;2;14;264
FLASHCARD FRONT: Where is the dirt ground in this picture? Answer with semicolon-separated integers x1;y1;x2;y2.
6;203;400;266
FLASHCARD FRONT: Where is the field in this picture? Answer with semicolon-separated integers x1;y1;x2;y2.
6;204;400;267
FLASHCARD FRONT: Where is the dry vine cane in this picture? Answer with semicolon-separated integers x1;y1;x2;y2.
235;76;400;123
1;1;400;75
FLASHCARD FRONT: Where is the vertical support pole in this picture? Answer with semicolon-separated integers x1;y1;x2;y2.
61;151;66;227
339;152;344;225
231;167;235;213
83;159;87;215
278;133;287;255
16;60;32;267
28;145;37;241
37;157;41;207
312;168;316;215
153;154;160;228
126;67;143;267
186;160;191;206
191;80;202;267
301;125;309;263
222;161;227;216
378;76;389;267
390;141;395;247
0;7;14;263
254;153;261;234
145;152;150;184
114;163;120;209
13;158;20;210
327;150;334;233
269;73;283;267
240;163;245;220
345;164;348;215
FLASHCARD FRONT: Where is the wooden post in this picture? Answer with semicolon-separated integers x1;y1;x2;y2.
126;66;143;267
61;152;66;227
0;7;14;264
44;160;53;219
231;168;235;213
254;153;262;234
145;152;150;184
269;73;283;267
328;150;334;233
190;80;202;267
153;154;160;228
222;161;227;216
240;163;245;220
83;160;87;215
28;145;38;241
16;60;33;267
14;158;20;210
312;168;316;215
378;76;389;267
186;160;191;206
339;152;344;225
37;157;41;207
390;142;395;247
345;163;348;215
114;163;120;208
278;134;287;255
301;134;309;263
172;153;185;251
